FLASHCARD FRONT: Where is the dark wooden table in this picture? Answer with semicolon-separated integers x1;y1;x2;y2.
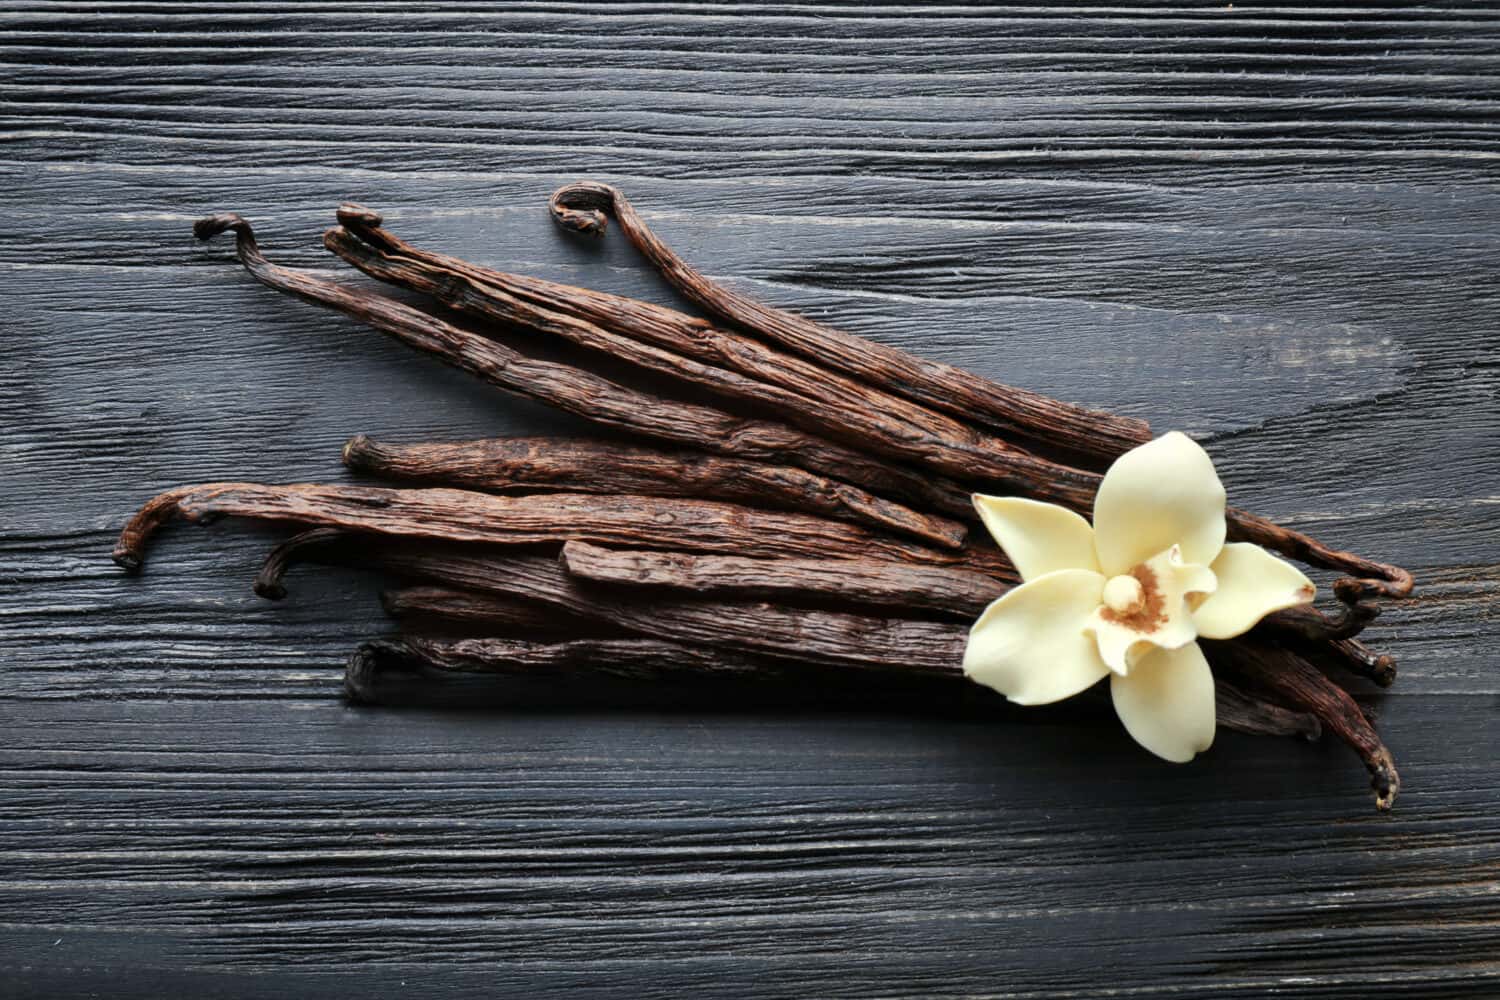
4;4;1498;997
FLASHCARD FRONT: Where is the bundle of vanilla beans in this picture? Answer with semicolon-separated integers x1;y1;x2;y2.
113;185;1413;808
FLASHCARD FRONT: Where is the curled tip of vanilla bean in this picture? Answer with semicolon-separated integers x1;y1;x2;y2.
253;527;351;600
112;485;201;573
549;181;614;236
1336;570;1416;603
193;212;252;243
1267;600;1380;644
346;639;417;704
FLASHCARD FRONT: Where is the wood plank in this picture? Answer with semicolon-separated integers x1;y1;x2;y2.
1;2;1497;995
2;698;1500;998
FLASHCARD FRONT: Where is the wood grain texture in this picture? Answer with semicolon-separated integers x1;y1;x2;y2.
2;3;1498;997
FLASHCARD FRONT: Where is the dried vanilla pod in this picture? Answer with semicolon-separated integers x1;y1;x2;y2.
341;434;966;549
104;204;1415;810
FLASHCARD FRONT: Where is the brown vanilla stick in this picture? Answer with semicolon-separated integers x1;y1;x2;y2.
559;541;1009;617
1214;681;1323;741
348;635;1319;740
380;577;1376;795
326;223;1103;511
1208;637;1399;809
341;434;966;550
253;527;617;637
558;541;1399;683
1262;600;1380;647
339;204;1030;471
330;216;1067;481
378;586;1321;742
380;585;575;634
556;540;1398;679
113;483;1011;576
548;181;1150;465
1228;508;1413;604
381;573;967;674
268;530;1381;707
1251;602;1392;680
193;214;974;520
1327;637;1398;688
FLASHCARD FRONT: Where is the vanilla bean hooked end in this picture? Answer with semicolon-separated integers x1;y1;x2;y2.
549;181;617;236
194;212;252;244
345;639;415;704
112;485;198;573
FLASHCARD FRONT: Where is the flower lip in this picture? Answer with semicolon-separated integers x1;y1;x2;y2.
1085;544;1217;676
1101;568;1160;628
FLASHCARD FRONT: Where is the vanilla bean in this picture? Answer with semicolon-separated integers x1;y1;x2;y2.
253;527;615;637
1208;638;1399;809
559;540;1009;617
253;526;360;601
1326;637;1398;688
342;434;966;550
380;585;578;635
348;636;1316;740
272;531;1366;762
340;204;1028;473
1258;603;1395;685
548;181;1149;466
326;222;1104;511
193;214;973;520
1213;681;1324;740
379;584;1326;743
381;573;968;674
329;219;1075;492
555;540;1399;686
1264;600;1379;644
114;482;1008;576
327;220;1410;607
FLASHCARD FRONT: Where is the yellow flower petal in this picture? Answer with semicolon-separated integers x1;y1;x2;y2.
1110;641;1216;763
1093;431;1227;576
972;495;1101;582
963;568;1109;706
1193;543;1316;640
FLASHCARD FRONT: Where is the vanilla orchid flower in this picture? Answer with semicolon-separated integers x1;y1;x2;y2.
963;431;1316;762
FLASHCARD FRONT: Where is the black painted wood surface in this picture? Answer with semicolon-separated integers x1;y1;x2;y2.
3;4;1498;997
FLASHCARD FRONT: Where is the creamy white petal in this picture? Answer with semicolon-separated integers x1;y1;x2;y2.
1085;545;1216;674
1110;641;1216;763
1088;619;1159;676
1093;431;1228;576
1193;543;1317;640
963;568;1109;706
972;495;1101;582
